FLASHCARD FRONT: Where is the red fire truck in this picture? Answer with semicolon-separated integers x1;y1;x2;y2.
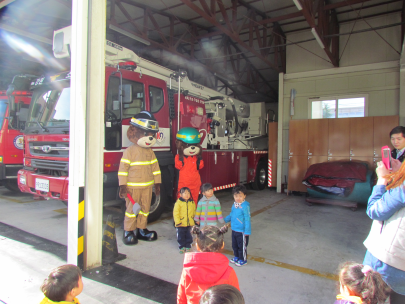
18;26;268;221
0;75;34;191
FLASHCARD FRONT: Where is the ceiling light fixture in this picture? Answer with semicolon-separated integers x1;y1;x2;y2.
292;0;303;11
108;24;151;46
311;28;325;49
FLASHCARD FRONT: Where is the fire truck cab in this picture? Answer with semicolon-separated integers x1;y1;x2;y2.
18;26;269;221
0;75;34;191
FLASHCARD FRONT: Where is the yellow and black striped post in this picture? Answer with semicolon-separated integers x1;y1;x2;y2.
77;187;85;269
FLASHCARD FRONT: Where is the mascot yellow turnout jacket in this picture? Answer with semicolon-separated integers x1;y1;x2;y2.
118;144;161;188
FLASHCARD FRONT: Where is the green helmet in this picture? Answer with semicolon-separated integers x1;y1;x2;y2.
176;127;201;144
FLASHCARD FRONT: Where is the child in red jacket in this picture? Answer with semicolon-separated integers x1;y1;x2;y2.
177;225;240;304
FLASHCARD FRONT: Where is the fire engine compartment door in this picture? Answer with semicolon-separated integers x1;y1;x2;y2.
105;75;145;150
200;151;240;188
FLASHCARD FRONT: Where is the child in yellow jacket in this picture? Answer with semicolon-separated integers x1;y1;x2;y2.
173;187;196;253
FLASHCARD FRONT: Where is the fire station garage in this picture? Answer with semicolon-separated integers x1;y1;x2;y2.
0;0;404;303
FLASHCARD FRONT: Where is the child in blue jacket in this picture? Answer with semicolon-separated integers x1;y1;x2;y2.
224;184;251;267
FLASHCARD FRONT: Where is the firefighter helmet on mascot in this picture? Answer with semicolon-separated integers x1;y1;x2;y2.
130;111;159;133
176;127;201;144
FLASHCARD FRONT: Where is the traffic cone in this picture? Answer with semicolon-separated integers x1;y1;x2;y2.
102;214;126;265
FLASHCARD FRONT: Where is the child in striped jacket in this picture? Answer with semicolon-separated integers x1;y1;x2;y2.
194;183;225;227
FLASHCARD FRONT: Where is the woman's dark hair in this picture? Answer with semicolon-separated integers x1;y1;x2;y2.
232;184;247;196
179;187;193;201
40;264;82;302
199;284;245;304
191;225;228;252
338;262;390;304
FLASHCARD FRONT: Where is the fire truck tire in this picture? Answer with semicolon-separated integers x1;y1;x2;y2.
4;179;20;192
251;161;267;191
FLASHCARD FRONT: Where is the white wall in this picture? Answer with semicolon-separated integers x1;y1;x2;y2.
277;12;402;191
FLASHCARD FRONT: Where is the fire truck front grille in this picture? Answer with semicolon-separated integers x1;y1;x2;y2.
31;159;69;171
29;142;69;157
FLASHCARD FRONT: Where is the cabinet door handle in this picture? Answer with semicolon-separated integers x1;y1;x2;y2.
232;152;234;163
214;152;217;165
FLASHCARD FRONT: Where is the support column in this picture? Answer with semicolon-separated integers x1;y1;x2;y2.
277;72;284;193
68;0;106;270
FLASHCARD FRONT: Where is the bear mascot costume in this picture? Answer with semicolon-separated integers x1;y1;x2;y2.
118;111;161;245
175;127;204;205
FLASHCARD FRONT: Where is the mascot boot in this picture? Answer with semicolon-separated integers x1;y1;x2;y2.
136;228;158;241
123;230;138;245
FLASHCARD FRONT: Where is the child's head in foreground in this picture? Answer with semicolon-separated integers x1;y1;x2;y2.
191;225;228;252
179;187;192;201
41;264;83;302
232;184;247;204
338;262;390;304
199;284;244;304
201;183;214;199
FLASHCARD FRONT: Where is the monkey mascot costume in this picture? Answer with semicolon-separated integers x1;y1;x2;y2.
118;111;161;245
175;127;204;205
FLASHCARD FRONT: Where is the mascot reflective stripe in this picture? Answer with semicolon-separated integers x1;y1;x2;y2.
118;111;161;245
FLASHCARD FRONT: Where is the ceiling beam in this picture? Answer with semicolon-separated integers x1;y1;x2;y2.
0;23;52;44
180;0;280;72
324;0;371;10
296;0;339;66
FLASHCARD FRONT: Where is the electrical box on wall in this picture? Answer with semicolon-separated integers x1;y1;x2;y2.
248;102;266;135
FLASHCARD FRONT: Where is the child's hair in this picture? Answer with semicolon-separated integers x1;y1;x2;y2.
338;262;391;304
179;187;192;200
191;225;228;252
40;264;82;302
201;183;213;193
199;284;245;304
232;184;247;196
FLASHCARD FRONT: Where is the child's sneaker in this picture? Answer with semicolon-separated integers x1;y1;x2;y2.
230;257;239;264
185;248;192;252
179;248;185;254
236;260;247;267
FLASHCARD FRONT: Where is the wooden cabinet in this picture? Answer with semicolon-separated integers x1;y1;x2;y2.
328;118;350;157
308;119;328;156
349;117;374;157
287;155;308;192
373;116;399;157
308;155;328;166
289;120;308;156
288;115;398;192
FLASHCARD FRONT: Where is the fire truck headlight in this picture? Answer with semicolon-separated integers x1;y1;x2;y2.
0;156;2;163
24;158;32;167
19;175;26;185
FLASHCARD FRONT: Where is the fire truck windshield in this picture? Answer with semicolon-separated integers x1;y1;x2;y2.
26;81;70;132
0;100;7;128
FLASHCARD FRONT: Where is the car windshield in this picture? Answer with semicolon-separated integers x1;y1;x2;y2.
27;81;70;129
0;100;7;128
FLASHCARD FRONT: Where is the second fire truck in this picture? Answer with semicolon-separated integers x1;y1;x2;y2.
0;75;34;191
18;26;269;221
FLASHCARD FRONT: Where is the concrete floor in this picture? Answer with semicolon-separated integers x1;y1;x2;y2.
0;186;372;304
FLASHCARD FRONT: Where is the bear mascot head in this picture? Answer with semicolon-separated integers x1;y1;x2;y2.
119;111;160;199
175;127;203;160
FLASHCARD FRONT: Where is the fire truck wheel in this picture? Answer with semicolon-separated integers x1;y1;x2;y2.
148;180;167;223
4;179;20;192
251;161;268;191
